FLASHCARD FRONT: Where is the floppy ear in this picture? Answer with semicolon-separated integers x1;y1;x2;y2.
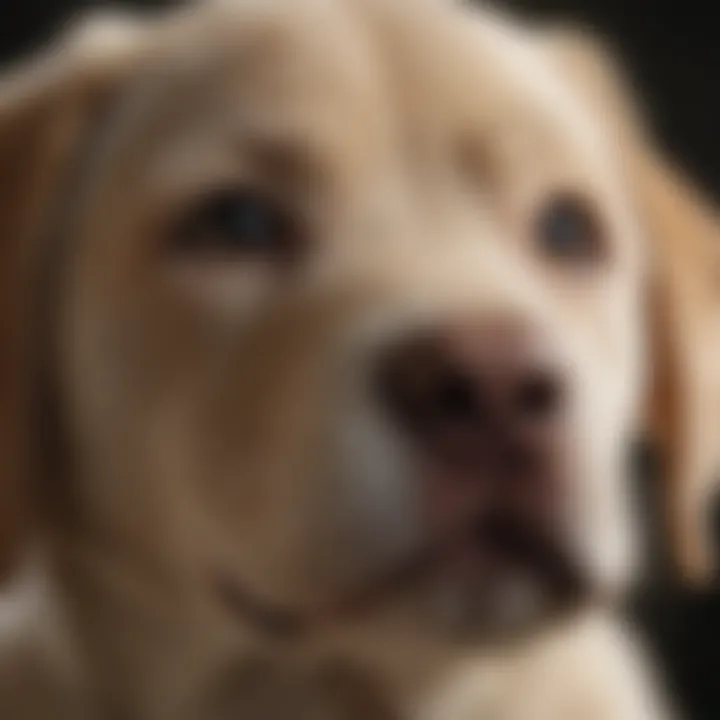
0;12;152;579
540;27;720;584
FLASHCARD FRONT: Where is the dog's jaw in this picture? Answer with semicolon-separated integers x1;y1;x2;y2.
12;537;466;719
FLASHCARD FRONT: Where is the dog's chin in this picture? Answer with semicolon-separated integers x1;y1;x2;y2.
420;560;585;642
396;531;589;642
425;573;545;639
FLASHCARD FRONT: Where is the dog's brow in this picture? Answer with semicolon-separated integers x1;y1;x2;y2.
225;117;346;194
243;132;326;190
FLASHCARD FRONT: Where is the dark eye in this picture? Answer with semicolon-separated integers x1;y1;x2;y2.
174;189;301;263
535;194;605;265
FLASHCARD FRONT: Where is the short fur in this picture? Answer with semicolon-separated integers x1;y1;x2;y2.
0;1;717;718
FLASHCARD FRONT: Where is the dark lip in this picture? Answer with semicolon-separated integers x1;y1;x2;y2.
214;513;586;639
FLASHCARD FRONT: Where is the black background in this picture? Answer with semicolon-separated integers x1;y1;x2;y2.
1;1;718;718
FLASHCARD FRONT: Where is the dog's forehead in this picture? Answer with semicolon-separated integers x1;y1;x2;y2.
120;0;602;178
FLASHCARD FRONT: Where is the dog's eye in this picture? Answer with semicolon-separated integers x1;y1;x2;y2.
174;190;300;262
535;194;605;265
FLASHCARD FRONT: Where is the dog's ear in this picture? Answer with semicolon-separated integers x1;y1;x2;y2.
540;27;720;584
0;12;152;579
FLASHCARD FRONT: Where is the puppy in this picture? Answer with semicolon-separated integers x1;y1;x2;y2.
0;0;717;718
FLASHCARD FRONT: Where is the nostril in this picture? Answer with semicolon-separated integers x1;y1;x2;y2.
432;370;480;423
515;372;563;420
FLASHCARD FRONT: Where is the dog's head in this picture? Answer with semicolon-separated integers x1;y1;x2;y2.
0;0;717;648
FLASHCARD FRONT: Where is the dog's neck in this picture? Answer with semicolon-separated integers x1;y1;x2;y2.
3;537;462;719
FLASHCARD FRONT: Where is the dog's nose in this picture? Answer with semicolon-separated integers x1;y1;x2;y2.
377;315;566;457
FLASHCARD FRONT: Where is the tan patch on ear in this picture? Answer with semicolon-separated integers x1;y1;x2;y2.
0;10;151;581
541;27;720;583
639;152;720;583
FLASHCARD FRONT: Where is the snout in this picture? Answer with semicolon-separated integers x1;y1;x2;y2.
369;313;584;622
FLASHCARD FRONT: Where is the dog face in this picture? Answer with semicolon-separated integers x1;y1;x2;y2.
0;0;717;649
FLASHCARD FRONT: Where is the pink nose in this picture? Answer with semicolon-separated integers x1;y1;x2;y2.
376;314;568;471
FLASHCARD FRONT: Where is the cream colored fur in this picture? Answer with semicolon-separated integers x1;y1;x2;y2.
0;1;717;718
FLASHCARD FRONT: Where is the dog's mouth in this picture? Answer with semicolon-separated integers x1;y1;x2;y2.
214;418;589;638
214;502;585;641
